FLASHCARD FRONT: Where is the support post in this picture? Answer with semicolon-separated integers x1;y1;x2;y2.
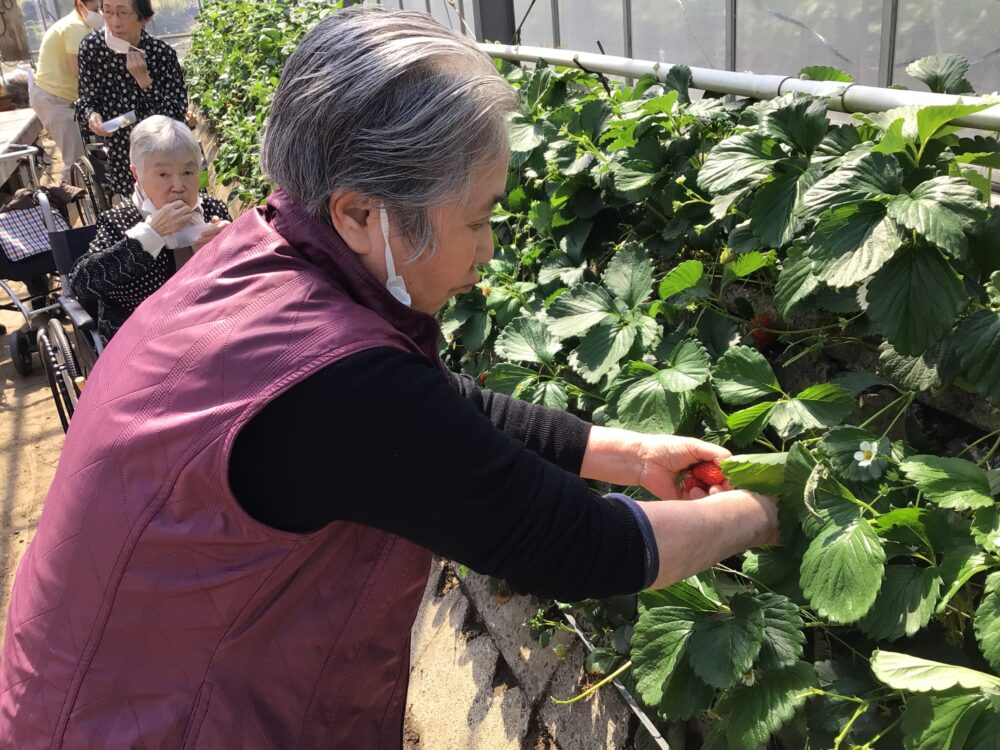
878;0;899;87
471;0;515;43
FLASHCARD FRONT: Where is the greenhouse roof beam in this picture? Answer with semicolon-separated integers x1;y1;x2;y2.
482;43;1000;131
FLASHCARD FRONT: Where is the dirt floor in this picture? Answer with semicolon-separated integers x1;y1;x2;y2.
0;132;70;639
0;283;64;638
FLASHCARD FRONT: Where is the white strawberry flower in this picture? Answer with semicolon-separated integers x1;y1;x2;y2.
854;441;878;468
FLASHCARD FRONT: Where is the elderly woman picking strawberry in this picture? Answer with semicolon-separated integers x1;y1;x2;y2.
0;8;778;748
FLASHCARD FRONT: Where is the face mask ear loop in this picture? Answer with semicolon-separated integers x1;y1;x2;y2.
380;207;397;280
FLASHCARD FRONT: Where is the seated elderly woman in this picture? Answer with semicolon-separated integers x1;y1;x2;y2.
1;9;778;748
70;114;230;342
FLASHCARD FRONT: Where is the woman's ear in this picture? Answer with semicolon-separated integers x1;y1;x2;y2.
129;164;139;184
329;192;377;257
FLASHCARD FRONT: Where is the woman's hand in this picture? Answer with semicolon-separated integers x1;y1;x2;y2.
580;426;732;500
635;434;734;500
126;50;151;89
147;201;194;237
193;217;229;251
88;112;111;137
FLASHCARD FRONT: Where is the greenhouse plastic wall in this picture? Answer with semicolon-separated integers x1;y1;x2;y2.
498;0;1000;93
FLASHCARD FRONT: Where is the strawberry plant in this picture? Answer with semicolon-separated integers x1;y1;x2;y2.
443;57;1000;747
184;0;341;204
184;4;1000;740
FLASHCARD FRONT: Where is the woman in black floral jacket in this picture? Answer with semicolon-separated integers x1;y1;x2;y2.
76;0;187;198
70;116;231;343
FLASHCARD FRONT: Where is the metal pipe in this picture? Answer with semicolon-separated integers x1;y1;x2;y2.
481;42;1000;130
550;0;559;48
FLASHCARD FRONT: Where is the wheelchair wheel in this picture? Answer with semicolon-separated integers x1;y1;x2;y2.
46;318;81;411
9;329;33;376
37;327;70;431
70;156;111;223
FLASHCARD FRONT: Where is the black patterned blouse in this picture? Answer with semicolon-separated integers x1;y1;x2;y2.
69;193;230;342
75;28;188;198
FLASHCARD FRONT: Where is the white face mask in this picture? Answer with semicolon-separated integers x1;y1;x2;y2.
379;207;411;307
85;9;104;30
104;25;132;54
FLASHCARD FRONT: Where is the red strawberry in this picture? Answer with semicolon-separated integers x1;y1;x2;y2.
690;461;726;487
749;314;778;351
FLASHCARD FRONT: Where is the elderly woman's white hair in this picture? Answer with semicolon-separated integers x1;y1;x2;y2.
260;7;518;259
129;115;201;172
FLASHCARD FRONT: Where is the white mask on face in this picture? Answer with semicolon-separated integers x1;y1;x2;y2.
104;25;132;54
85;10;104;30
379;207;411;307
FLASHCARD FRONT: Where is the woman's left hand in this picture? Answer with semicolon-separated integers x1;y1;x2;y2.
580;426;732;500
193;217;230;251
126;50;151;89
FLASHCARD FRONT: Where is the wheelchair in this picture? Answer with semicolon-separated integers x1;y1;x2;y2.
0;144;106;431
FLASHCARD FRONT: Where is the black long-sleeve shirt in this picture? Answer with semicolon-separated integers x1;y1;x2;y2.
229;347;658;602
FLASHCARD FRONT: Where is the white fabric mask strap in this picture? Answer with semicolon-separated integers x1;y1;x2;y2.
380;207;412;307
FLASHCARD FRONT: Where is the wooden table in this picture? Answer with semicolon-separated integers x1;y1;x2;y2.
0;108;41;186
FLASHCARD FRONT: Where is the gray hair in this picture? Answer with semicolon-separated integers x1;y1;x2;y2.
129;115;200;171
260;7;517;259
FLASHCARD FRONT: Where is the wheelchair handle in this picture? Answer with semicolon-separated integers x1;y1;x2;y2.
0;144;40;161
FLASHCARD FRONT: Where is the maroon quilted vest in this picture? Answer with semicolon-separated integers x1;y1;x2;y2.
0;190;440;748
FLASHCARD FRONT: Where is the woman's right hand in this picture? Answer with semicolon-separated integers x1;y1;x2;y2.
88;112;112;137
147;201;194;237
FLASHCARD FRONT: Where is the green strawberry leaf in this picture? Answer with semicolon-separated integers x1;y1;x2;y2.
801;152;903;218
508;114;546;153
727;401;778;447
866;244;968;356
952;310;1000;403
748;166;821;247
631;606;700;706
799;65;854;83
769;384;854;439
570;319;636;383
688;593;766;690
975;572;1000;674
755;593;806;671
858;565;943;641
494;317;563;366
658;259;704;300
721;452;788;494
547;283;618;338
801;511;886;623
901;694;989;750
900;455;994;511
760;95;829;155
698;132;785;194
603;244;655;308
871;650;1000;693
657;339;712;392
886;177;984;258
714;661;819;750
774;244;821;318
713;346;782;405
807;202;902;288
906;54;975;94
878;341;945;391
613;374;692;434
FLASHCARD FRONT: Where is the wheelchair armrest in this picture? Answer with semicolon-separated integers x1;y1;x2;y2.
59;295;96;331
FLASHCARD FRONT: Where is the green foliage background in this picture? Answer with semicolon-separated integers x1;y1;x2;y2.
186;3;1000;744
